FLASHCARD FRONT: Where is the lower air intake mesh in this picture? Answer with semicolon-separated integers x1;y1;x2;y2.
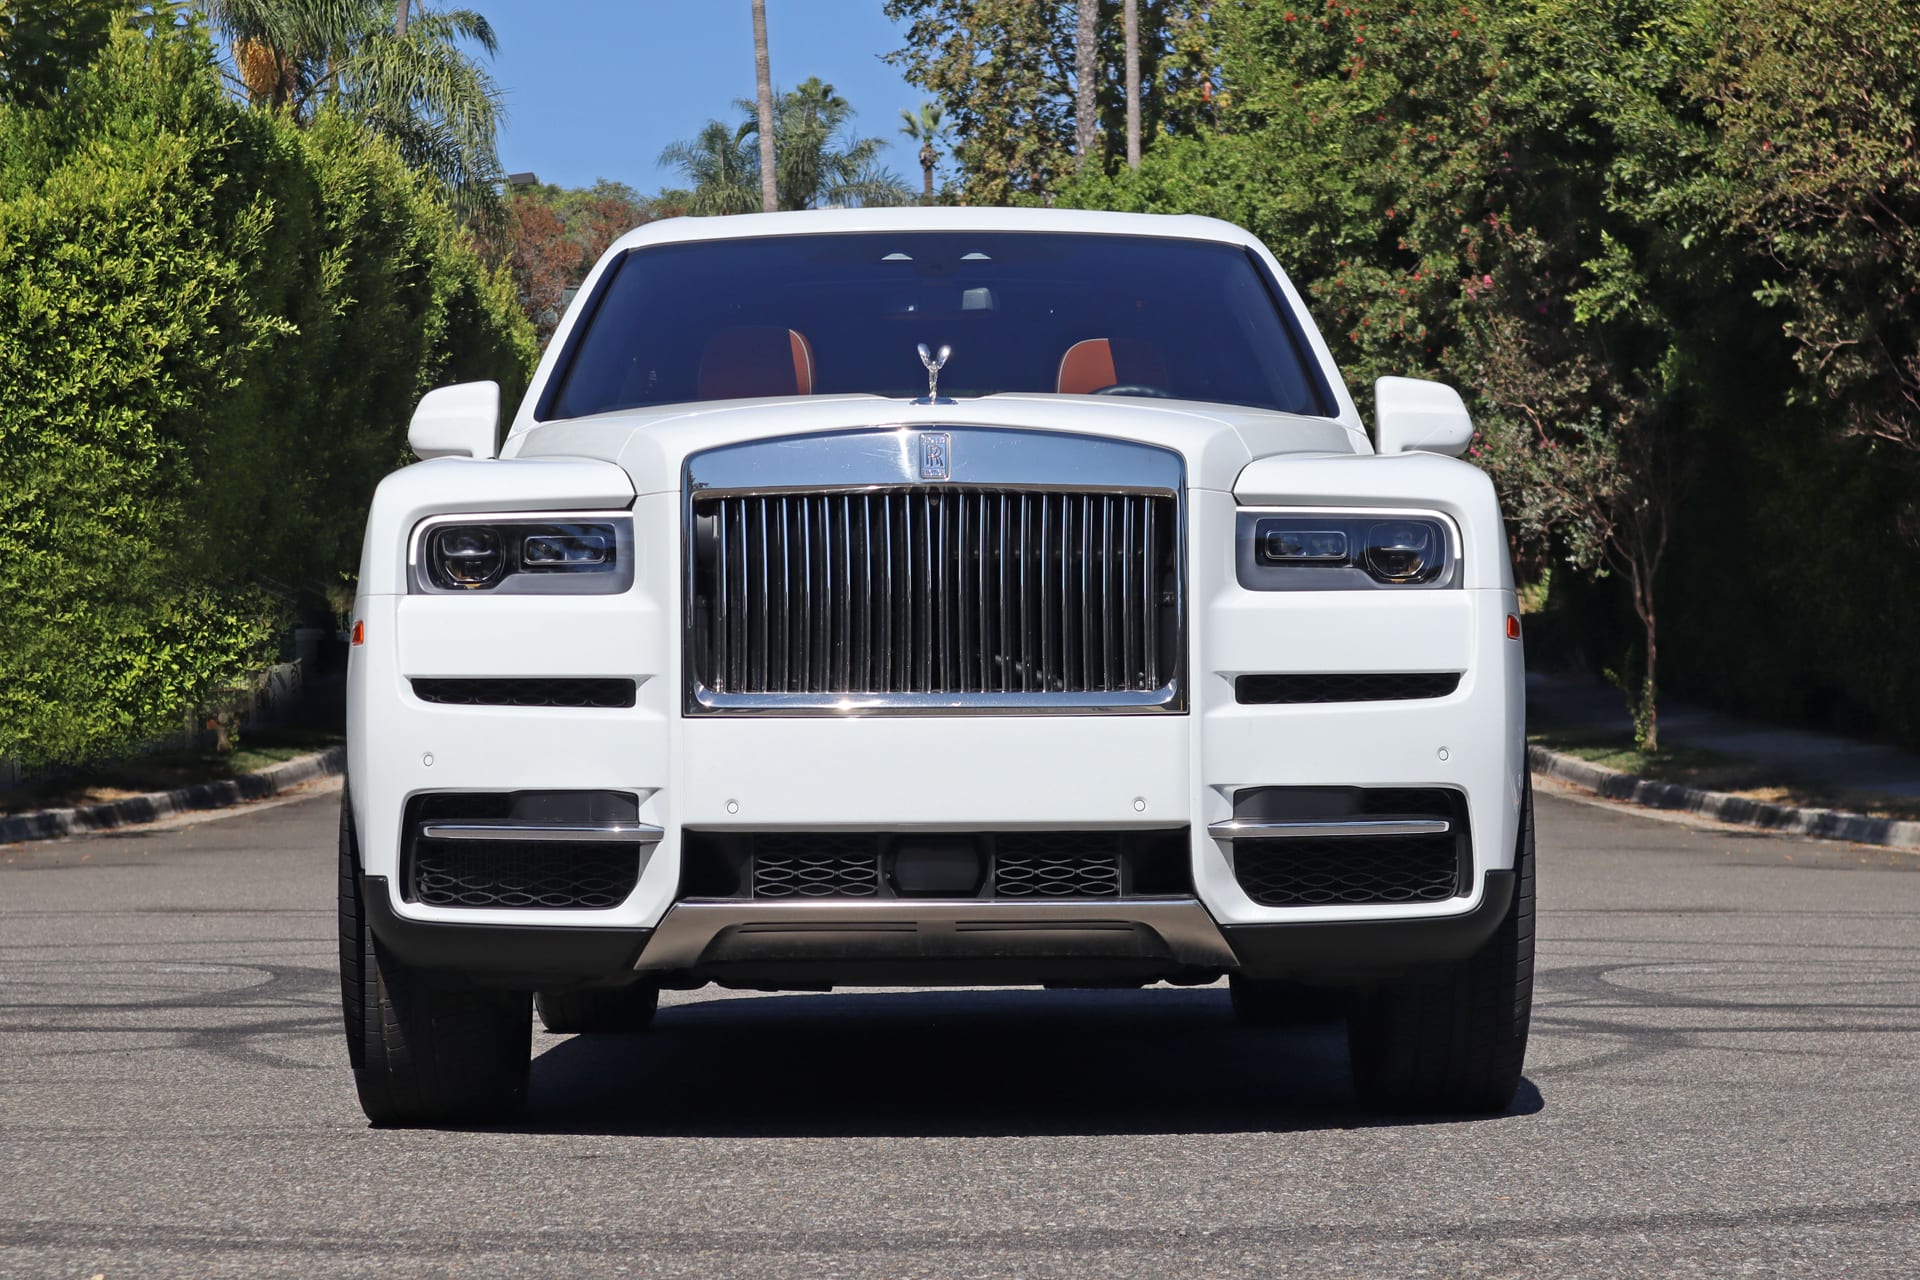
994;833;1122;897
1233;834;1462;907
753;834;882;898
410;840;642;909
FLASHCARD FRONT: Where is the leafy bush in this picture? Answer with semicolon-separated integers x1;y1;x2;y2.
0;26;533;768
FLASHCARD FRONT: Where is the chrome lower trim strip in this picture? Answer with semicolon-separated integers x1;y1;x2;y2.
1209;818;1451;839
691;685;1183;714
634;898;1237;972
417;821;665;844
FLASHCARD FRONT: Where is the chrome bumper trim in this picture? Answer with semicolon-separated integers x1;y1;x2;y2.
633;897;1237;972
417;821;665;844
1208;818;1451;840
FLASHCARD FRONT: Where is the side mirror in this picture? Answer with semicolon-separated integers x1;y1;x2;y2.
408;381;500;460
1374;376;1473;458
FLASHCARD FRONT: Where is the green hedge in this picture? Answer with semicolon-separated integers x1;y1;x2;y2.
0;28;535;768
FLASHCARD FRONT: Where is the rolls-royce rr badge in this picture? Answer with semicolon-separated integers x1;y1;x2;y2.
919;432;951;481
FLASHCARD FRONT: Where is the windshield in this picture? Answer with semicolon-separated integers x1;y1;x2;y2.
539;231;1336;420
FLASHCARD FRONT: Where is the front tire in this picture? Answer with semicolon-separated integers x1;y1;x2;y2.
1346;782;1536;1114
339;788;532;1126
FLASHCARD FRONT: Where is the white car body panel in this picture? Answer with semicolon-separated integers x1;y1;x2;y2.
347;207;1524;975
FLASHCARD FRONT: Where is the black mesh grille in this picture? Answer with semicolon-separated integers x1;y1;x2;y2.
412;677;636;708
410;840;642;909
1233;835;1461;907
994;833;1121;897
753;834;882;898
684;829;1186;900
1234;672;1461;704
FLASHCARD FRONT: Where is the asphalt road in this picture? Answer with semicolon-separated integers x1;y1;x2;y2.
2;783;1916;1279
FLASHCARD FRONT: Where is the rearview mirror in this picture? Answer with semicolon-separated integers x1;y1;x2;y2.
1374;376;1473;458
408;381;500;461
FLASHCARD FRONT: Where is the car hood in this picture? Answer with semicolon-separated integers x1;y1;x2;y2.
500;393;1369;495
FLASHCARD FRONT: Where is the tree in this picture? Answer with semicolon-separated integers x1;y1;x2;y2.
1688;0;1920;455
759;77;909;210
0;0;125;103
1057;0;1732;750
751;0;775;213
898;100;944;202
0;23;532;767
658;118;762;216
666;80;911;214
202;0;505;202
1073;0;1096;172
478;179;655;343
883;0;1215;203
1122;0;1138;169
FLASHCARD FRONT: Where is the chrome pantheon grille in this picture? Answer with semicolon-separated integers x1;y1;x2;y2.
685;427;1185;713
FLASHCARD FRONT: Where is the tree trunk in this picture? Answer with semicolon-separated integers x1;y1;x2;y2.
395;0;408;38
1616;502;1669;755
1124;0;1140;170
1632;586;1660;754
920;142;937;203
1075;0;1098;173
751;0;778;213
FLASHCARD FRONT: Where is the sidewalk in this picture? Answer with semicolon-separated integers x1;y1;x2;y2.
1527;673;1920;800
1527;672;1920;850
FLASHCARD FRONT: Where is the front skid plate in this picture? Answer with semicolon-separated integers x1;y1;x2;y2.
637;898;1239;973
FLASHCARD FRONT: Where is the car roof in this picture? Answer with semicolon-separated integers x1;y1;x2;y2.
606;206;1263;255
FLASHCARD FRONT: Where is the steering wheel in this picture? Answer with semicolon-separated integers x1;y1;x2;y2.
1090;384;1174;398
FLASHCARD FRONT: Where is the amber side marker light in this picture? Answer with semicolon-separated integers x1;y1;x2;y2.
352;620;365;646
1506;614;1521;640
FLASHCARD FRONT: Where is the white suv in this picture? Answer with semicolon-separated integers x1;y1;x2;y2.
340;208;1533;1126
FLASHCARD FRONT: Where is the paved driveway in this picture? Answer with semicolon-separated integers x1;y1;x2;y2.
2;784;1915;1278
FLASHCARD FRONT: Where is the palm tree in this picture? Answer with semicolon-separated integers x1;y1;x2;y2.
1124;0;1140;170
205;0;504;200
1074;0;1096;173
898;102;944;203
658;120;763;217
666;80;912;216
751;0;776;214
745;78;912;210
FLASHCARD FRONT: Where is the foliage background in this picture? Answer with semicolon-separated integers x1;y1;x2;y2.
0;17;534;768
982;0;1920;748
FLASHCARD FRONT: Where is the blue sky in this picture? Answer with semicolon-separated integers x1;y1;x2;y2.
479;1;930;195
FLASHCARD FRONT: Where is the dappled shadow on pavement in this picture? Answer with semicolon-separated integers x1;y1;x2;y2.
514;985;1544;1138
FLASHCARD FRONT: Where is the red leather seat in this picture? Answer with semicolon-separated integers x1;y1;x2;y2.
698;327;816;400
1056;337;1168;395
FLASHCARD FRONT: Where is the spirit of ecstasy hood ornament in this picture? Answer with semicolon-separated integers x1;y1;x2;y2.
917;342;952;400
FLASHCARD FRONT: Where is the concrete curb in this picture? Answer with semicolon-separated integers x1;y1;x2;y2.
0;746;346;845
1528;744;1920;853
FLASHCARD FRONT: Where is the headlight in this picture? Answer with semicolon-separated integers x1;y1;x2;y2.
413;516;634;594
1240;512;1456;590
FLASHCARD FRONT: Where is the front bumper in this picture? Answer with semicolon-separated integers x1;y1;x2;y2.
361;872;1515;988
348;486;1527;983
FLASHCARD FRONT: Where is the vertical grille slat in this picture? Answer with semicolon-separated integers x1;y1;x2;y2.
1121;496;1137;687
1039;494;1056;692
694;486;1178;704
1079;494;1095;690
878;493;894;693
1136;498;1152;690
919;493;935;693
1101;496;1116;692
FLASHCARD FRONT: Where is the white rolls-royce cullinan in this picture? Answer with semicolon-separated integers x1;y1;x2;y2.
340;208;1533;1126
